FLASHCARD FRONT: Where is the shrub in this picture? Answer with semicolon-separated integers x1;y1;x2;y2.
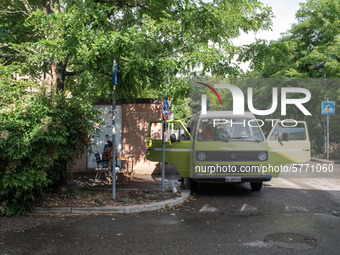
330;142;340;160
0;77;101;216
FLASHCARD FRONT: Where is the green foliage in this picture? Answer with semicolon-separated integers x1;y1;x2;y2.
330;143;340;160
0;74;101;216
238;0;340;78
0;1;274;214
0;0;273;100
237;0;340;154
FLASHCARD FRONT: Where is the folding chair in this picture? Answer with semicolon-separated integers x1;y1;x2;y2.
94;151;109;181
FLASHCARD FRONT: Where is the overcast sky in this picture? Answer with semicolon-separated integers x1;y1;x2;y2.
233;0;307;71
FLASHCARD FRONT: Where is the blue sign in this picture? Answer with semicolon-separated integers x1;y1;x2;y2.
162;99;170;120
113;59;118;85
322;101;335;115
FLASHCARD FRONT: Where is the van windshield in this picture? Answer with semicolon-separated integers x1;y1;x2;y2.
197;118;264;142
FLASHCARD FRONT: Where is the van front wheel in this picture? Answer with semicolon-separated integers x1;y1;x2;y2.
250;182;263;191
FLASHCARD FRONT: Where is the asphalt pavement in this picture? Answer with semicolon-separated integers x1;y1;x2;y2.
1;161;339;255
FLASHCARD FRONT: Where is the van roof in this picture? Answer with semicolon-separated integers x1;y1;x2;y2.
195;111;256;119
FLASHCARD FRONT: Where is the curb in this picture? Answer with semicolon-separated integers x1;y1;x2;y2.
311;157;336;164
32;190;191;214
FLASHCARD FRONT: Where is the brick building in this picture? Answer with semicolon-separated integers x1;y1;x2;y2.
70;99;164;175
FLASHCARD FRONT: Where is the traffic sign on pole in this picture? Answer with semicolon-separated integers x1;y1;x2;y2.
113;59;118;86
161;98;170;192
322;101;335;115
162;98;170;120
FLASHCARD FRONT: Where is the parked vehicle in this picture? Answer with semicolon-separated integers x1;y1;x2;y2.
146;111;310;191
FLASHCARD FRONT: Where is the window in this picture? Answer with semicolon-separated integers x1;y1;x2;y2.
197;118;264;142
269;123;306;141
149;121;190;141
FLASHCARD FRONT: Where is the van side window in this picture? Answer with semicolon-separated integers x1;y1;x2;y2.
149;121;190;141
269;123;307;141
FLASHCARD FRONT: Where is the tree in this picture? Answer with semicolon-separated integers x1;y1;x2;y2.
1;0;273;100
1;0;274;215
0;75;101;215
238;0;340;78
237;0;340;155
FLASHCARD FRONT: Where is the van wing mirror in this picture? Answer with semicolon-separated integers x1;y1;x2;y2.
170;133;177;143
279;132;289;142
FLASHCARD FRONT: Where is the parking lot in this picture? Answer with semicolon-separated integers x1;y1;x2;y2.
1;161;339;255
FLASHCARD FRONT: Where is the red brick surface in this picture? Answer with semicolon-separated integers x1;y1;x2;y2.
122;103;162;174
70;153;87;172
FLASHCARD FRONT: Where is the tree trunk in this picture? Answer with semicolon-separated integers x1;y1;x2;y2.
51;60;66;92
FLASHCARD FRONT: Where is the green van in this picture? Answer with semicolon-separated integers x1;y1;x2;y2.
146;111;310;191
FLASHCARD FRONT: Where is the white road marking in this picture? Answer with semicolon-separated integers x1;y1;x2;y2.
243;241;271;248
240;203;257;212
199;204;219;213
285;204;308;212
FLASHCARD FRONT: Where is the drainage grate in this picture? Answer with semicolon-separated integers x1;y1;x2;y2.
264;233;317;250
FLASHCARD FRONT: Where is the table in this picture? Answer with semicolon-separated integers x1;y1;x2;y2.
108;155;135;184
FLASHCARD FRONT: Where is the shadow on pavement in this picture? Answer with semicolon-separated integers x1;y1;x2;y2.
68;171;182;191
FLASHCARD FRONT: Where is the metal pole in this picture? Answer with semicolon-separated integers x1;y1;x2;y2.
162;118;166;192
112;87;116;200
322;64;326;99
171;104;174;133
323;65;328;158
112;57;118;200
323;117;327;154
327;113;329;160
321;65;326;155
313;62;328;157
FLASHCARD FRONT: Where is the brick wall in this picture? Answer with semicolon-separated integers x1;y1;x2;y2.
70;153;87;172
69;100;162;174
122;102;162;174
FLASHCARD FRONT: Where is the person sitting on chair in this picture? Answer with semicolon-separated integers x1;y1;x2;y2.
102;140;113;161
102;141;121;180
198;123;215;141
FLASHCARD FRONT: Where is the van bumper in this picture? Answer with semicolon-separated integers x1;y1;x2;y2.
193;175;272;183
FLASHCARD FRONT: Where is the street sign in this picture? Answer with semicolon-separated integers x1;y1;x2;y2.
162;98;170;120
161;98;170;192
322;101;335;115
113;58;118;85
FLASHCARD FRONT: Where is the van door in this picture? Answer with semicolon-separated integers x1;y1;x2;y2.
267;121;310;166
146;120;191;177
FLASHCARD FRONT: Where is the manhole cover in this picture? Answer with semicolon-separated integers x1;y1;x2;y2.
264;233;317;250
